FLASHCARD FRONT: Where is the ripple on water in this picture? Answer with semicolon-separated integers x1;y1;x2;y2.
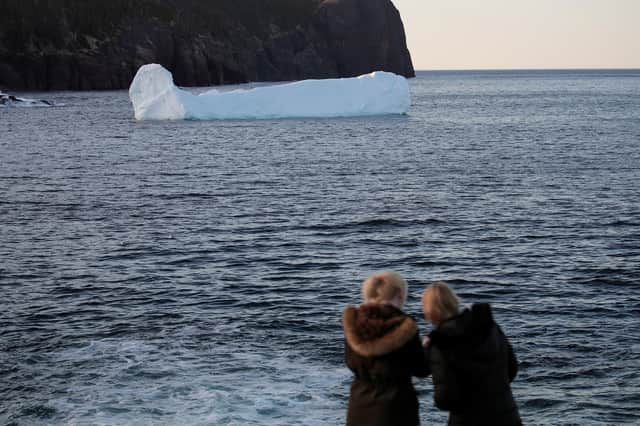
1;70;640;424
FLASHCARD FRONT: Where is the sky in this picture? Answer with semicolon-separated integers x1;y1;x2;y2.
393;0;640;70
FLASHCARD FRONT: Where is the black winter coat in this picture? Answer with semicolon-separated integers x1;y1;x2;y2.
343;303;429;426
427;303;521;426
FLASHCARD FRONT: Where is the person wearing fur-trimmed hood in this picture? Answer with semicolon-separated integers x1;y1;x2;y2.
342;271;429;426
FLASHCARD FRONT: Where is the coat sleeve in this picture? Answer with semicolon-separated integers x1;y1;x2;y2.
498;325;518;382
407;333;430;377
507;340;518;382
344;339;357;372
430;345;464;412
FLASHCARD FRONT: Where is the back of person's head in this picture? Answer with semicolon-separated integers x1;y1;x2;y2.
362;271;408;308
422;281;460;325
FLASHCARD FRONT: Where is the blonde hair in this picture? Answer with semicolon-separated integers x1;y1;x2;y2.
422;281;460;325
362;271;408;306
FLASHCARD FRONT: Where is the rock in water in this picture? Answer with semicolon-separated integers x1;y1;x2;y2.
0;92;54;107
129;64;410;120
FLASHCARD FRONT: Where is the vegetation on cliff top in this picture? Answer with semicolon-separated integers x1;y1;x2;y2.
0;0;319;53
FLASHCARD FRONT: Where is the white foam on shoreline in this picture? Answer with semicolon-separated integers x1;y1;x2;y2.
22;338;351;425
129;64;411;120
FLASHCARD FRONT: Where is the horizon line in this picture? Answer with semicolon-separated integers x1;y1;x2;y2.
415;67;640;72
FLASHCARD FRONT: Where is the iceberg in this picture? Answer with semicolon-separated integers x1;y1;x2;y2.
129;64;410;120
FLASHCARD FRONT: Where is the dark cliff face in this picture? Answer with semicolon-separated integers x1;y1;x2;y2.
0;0;414;91
314;0;414;78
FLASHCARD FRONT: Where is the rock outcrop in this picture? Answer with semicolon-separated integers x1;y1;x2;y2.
0;92;54;107
0;0;414;91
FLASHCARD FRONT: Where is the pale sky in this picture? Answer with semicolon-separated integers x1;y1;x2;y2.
393;0;640;70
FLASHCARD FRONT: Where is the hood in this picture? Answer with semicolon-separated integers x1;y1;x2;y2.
434;303;494;341
343;304;417;357
430;303;503;370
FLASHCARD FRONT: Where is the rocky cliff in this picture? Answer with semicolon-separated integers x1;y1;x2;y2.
0;0;414;90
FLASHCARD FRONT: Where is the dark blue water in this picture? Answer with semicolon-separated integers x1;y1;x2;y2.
1;70;639;425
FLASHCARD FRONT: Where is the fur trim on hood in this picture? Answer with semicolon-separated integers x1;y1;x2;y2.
343;304;418;357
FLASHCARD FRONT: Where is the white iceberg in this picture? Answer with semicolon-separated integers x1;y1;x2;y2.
129;64;410;120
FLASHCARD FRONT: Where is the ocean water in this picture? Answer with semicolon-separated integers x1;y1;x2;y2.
1;69;639;425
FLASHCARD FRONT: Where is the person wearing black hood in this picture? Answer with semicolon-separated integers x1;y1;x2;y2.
421;281;521;426
342;271;429;426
